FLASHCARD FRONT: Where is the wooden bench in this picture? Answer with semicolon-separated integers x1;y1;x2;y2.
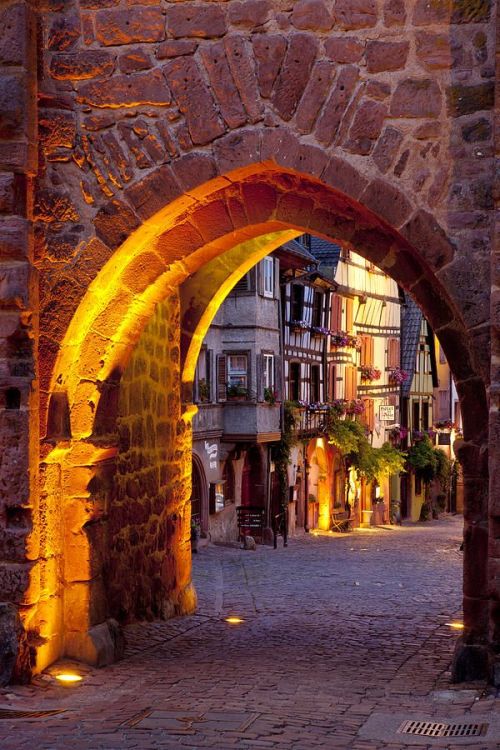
236;505;265;543
330;509;354;533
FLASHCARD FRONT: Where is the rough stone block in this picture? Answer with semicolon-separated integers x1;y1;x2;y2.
401;209;455;270
156;40;198;59
324;36;364;63
0;75;25;139
163;57;224;145
49;51;115;80
391;78;442;118
366;40;409;72
77;69;172;108
291;0;334;31
228;0;271;28
322;155;368;199
295;60;335;134
335;0;377;29
383;0;406;26
344;99;387;155
95;7;165;46
47;14;81;51
166;4;226;39
416;32;452;70
447;82;494;117
94;198;140;250
253;34;287;99
0;3;28;65
200;42;247;129
361;178;412;229
315;65;359;145
125;165;180;221
372;126;403;173
272;33;318;121
0;603;29;686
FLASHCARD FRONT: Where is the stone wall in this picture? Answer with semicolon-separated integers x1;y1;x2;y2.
0;0;497;682
106;293;195;622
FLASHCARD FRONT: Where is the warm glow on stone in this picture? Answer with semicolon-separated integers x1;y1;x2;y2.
225;616;244;625
445;622;464;630
55;673;83;683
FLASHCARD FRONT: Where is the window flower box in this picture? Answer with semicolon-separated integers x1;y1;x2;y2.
290;320;309;334
311;325;329;337
360;365;381;381
227;384;248;400
330;331;362;350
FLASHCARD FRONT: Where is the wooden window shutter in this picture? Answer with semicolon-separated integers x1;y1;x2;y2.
216;354;227;402
207;349;213;402
369;335;374;364
352;366;358;399
257;260;264;296
388;337;400;369
274;258;280;299
331;294;342;330
346;298;353;332
275;354;283;400
328;363;336;401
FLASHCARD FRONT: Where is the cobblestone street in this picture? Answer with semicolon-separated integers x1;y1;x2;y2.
1;516;498;749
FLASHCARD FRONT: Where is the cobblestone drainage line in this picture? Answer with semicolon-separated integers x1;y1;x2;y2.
0;709;66;719
397;720;488;738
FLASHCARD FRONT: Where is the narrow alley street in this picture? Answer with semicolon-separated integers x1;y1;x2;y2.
1;516;498;749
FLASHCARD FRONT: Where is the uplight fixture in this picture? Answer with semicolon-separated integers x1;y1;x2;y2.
445;622;464;630
224;616;244;625
55;673;83;683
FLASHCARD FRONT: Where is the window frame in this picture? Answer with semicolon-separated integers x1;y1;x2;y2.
263;256;275;298
227;353;248;390
263;352;274;390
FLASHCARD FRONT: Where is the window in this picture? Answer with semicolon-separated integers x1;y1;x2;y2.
438;390;448;419
311;365;320;403
227;354;248;389
289;362;301;401
291;284;304;321
387;337;400;369
412;401;420;431
312;292;323;327
263;353;274;390
422;401;430;431
196;348;211;403
209;481;225;514
263;256;274;298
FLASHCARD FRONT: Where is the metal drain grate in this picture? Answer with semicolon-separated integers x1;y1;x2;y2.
0;708;65;720
398;720;488;738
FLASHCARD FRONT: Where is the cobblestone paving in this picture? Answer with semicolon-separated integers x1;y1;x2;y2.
1;516;498;749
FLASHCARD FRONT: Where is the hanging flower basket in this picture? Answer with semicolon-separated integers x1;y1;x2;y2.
388;367;409;385
345;399;365;416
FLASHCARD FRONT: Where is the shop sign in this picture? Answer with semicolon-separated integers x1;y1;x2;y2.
379;405;395;421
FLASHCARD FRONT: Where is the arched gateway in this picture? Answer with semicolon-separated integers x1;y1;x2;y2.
0;1;496;685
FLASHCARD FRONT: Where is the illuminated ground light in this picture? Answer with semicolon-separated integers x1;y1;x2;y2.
445;622;465;630
55;673;83;684
224;616;245;625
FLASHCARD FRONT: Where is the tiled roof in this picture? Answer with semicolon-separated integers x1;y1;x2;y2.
401;292;422;397
281;239;317;263
309;236;342;270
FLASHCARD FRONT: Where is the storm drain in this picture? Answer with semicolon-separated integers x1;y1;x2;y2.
0;708;65;720
398;720;488;738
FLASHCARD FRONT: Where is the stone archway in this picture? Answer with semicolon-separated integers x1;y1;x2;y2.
0;1;496;686
26;162;488;684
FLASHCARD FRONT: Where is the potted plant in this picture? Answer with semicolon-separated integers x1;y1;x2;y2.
264;387;278;405
198;378;210;402
360;365;381;381
227;383;247;400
